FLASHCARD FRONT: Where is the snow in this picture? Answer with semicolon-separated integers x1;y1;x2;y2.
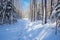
27;20;43;32
0;18;60;40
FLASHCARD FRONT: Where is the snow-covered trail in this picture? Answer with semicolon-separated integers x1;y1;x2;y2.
33;23;60;40
0;19;60;40
0;19;27;40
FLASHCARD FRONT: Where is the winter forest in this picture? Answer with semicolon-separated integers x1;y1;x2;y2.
0;0;60;40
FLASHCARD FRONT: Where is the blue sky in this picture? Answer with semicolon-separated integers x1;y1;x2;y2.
22;0;30;10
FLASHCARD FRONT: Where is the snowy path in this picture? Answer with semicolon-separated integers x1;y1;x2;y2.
34;23;60;40
0;19;60;40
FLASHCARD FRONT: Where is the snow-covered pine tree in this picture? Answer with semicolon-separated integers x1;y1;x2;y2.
5;0;17;24
54;0;60;34
0;0;4;24
0;0;17;24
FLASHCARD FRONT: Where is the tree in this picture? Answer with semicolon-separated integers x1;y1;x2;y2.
42;0;44;24
0;0;17;24
55;0;60;35
50;0;54;18
30;0;37;21
45;0;47;24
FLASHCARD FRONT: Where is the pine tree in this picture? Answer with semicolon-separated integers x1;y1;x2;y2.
0;0;17;24
55;0;60;35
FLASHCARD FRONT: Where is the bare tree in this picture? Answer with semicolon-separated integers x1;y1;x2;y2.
42;0;44;24
30;0;37;21
45;0;47;24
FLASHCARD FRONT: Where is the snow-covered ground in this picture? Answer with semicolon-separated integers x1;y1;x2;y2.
0;18;60;40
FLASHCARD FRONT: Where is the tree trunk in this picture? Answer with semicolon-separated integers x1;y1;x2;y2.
42;0;44;24
45;0;47;24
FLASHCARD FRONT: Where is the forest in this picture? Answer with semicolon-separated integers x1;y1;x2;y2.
0;0;60;40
